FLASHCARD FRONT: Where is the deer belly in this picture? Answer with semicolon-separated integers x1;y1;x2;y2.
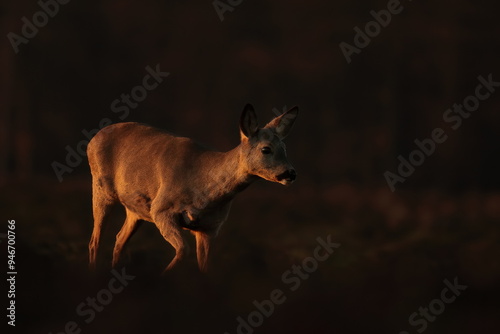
120;192;153;221
177;208;228;232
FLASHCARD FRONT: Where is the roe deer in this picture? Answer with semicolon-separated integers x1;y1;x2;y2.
87;104;298;273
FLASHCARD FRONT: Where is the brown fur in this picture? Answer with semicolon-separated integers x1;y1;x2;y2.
87;104;298;273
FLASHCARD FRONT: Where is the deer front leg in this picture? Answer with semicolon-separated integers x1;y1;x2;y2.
193;231;212;273
153;211;190;274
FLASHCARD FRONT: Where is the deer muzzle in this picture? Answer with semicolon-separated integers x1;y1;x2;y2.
277;169;297;185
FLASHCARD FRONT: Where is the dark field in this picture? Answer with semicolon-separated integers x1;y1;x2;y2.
3;0;500;333
4;178;499;333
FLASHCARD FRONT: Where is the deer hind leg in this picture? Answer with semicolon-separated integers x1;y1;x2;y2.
112;210;143;267
193;231;212;273
154;212;189;274
89;193;114;270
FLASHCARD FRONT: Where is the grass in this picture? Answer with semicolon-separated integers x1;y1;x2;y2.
3;178;499;333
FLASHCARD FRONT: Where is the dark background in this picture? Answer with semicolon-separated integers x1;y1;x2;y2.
1;0;499;333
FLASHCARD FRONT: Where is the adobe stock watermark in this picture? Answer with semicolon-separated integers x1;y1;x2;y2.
385;73;499;192
213;0;244;22
399;277;467;334
7;0;71;54
224;235;340;334
48;267;135;334
51;64;170;182
339;0;413;64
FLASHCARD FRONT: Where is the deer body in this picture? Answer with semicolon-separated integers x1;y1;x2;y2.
88;104;298;273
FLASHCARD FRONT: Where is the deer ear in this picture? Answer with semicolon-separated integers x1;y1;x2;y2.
264;106;298;139
240;104;259;139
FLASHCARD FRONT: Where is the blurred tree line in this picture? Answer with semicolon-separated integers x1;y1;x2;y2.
1;0;499;190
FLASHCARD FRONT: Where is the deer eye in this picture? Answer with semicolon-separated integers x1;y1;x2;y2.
261;146;272;154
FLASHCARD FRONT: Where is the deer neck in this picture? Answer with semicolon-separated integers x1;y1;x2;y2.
197;145;254;206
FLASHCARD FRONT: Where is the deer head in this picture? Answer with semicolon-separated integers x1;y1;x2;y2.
239;104;298;186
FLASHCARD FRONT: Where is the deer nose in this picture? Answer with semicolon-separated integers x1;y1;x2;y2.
276;169;297;183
